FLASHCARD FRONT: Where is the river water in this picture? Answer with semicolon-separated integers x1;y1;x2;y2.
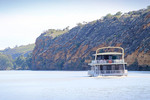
0;71;150;100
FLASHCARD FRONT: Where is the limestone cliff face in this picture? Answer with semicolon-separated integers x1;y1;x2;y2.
32;8;150;70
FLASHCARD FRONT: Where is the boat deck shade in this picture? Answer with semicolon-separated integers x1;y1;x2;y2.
93;52;123;56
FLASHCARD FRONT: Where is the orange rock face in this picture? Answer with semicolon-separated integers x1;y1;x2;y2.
32;8;150;70
125;49;150;66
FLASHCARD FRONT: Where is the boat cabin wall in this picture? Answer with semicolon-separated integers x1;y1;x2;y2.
99;65;124;70
96;55;122;60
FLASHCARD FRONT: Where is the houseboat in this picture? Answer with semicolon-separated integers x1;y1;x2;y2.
88;47;128;77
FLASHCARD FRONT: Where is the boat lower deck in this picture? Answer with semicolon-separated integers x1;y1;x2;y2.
88;70;128;77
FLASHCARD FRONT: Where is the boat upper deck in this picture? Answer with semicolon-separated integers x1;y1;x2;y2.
89;47;127;65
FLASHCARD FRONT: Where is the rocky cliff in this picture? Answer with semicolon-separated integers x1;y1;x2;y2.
32;7;150;70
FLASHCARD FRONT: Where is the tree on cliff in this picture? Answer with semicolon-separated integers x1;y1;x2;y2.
115;11;122;16
13;53;32;70
14;55;27;69
26;53;32;69
0;53;13;70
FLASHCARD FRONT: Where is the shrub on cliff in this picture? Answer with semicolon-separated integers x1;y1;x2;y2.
104;13;113;19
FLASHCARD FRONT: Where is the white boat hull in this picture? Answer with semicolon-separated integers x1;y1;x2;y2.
88;70;128;77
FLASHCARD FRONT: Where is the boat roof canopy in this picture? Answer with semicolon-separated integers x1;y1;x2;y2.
93;52;122;56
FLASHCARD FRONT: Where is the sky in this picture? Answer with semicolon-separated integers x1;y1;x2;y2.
0;0;149;50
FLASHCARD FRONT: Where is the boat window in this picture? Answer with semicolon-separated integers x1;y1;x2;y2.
104;55;109;60
112;56;117;59
109;55;112;60
97;55;102;60
115;65;119;70
119;65;123;70
117;55;122;59
107;65;111;70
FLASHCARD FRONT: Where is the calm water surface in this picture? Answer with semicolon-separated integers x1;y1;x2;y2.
0;71;150;100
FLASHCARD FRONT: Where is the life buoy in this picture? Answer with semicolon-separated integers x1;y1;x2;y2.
108;60;112;63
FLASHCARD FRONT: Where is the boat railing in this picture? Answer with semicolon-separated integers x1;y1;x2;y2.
95;70;124;75
90;59;124;64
